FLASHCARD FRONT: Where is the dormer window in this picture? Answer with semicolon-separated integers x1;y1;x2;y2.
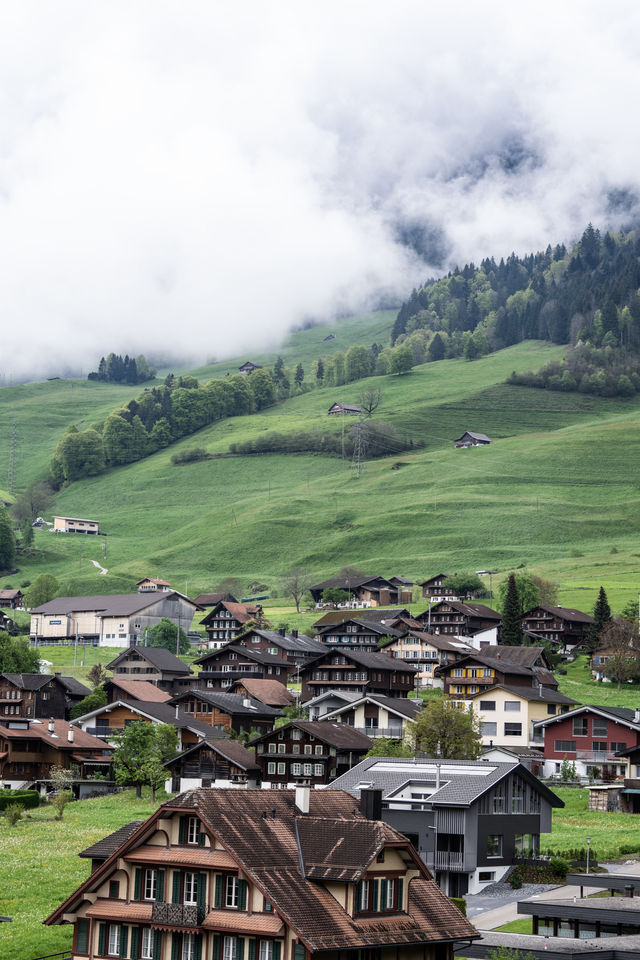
187;816;200;844
355;877;403;914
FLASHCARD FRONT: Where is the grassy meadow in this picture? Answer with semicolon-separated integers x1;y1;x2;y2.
541;788;640;860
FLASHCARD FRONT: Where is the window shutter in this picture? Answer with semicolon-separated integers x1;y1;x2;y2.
194;934;203;960
130;927;139;960
238;879;247;911
294;945;306;960
371;879;379;913
273;942;281;960
236;937;245;960
98;923;107;956
134;868;142;901
197;873;207;921
179;816;186;844
215;875;223;909
198;824;206;846
171;932;180;960
354;881;362;914
172;871;181;904
380;879;388;910
77;918;89;953
156;870;165;902
153;930;163;960
397;878;404;910
119;925;129;959
213;935;221;960
248;939;256;960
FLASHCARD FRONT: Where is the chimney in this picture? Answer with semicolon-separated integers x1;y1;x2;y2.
243;698;252;708
175;705;179;719
295;782;310;815
635;709;640;724
278;628;286;637
68;726;74;743
539;684;543;697
292;629;298;639
48;718;54;734
359;788;382;821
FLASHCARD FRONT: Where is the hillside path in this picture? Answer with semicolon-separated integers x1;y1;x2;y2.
90;559;108;575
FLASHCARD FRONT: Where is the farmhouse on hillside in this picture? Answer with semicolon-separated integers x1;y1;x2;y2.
238;360;262;374
328;401;363;415
53;515;101;534
454;432;491;448
309;574;410;607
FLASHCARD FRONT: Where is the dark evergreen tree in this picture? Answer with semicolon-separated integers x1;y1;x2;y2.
428;332;446;361
588;586;612;650
500;574;523;645
294;363;304;387
315;357;324;384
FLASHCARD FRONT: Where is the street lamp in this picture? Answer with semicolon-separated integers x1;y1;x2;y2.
586;836;591;875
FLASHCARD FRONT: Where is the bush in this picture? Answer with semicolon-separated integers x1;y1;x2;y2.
51;789;73;820
0;789;40;810
449;896;466;916
5;802;23;826
509;868;523;889
550;856;569;879
170;447;210;465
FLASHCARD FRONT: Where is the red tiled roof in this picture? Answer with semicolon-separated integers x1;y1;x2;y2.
86;901;153;922
202;912;284;935
109;679;171;702
228;678;295;707
124;846;236;869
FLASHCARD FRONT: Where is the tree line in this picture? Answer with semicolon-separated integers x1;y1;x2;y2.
229;419;419;459
88;353;155;385
507;342;640;398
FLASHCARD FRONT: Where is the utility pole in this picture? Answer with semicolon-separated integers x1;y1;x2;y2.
351;417;367;479
7;421;18;496
341;409;345;460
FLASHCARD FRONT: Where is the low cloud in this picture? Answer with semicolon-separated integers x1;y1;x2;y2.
1;2;639;380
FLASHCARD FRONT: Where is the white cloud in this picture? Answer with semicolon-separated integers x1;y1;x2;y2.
1;1;639;379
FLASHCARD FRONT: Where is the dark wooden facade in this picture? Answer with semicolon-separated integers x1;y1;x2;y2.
299;649;417;701
417;600;501;637
193;645;293;691
521;605;593;650
252;720;371;786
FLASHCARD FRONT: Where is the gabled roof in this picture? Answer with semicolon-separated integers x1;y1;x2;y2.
1;673;53;691
251;720;372;750
53;675;92;698
227;678;295;707
136;577;171;587
328;402;362;413
240;629;325;655
313;608;411;628
164;737;260;773
389;576;414;586
296;816;412;880
31;591;199;617
194;592;238;606
322;694;423;722
418;574;451;587
317;618;406;639
425;600;502;621
200;601;261;626
522;604;594;624
301;690;362;710
302;648;417;674
535;704;640;730
106;646;192;675
468;684;577;705
0;588;21;600
0;717;113;752
106;678;171;702
310;574;396;593
194;645;291;669
456;432;490;442
73;699;229;739
379;631;473;653
79;820;145;860
170;690;281;718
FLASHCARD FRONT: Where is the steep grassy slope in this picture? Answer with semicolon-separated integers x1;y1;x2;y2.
5;331;640;614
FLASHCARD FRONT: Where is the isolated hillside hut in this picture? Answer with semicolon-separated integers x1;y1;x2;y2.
328;402;362;415
454;432;491;448
238;361;262;374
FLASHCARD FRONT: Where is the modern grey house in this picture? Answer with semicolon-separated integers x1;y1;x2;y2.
330;755;563;897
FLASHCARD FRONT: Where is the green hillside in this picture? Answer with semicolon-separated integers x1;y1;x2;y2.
3;313;640;614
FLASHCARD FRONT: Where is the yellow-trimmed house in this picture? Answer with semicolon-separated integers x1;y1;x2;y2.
456;684;577;748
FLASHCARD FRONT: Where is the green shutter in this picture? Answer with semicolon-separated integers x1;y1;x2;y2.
130;927;139;960
194;934;203;960
248;939;256;960
172;871;181;904
198;823;206;846
380;879;388;911
213;934;221;960
119;926;129;959
77;918;89;953
273;942;281;960
156;870;165;902
134;868;142;901
171;932;180;960
371;879;379;913
179;816;186;844
215;875;223;908
294;945;306;960
238;879;247;911
397;878;404;911
153;930;162;960
197;873;207;922
98;923;107;956
237;937;245;960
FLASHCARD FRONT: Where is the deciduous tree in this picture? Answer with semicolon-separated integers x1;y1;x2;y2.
148;617;190;655
411;699;482;759
282;567;311;613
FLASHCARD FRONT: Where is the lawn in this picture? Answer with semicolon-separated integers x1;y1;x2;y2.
0;789;160;960
556;657;640;710
495;919;534;933
541;788;640;860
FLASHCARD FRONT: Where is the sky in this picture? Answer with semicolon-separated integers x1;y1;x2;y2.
2;1;640;380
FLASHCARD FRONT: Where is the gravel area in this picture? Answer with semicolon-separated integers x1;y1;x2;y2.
465;881;558;916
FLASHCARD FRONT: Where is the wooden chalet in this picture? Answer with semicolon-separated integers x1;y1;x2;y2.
0;672;91;721
0;587;23;608
46;787;477;960
419;574;452;600
164;738;261;792
0;716;113;789
72;699;228;750
416;600;501;639
235;628;325;667
193;592;238;608
315;618;406;653
321;694;422;740
454;432;491;447
312;607;411;629
309;575;407;607
193;645;293;691
227;678;295;708
435;645;557;699
379;632;473;689
169;691;281;737
107;647;193;696
521;605;594;651
251;720;372;787
238;360;262;373
327;401;362;415
299;648;417;701
200;601;264;647
136;578;172;593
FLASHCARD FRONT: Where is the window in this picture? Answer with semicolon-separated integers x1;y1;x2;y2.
593;718;608;737
303;763;313;776
481;722;497;737
547;704;556;715
479;701;496;711
504;723;522;736
487;835;503;858
264;899;273;913
291;763;302;776
504;701;521;712
381;878;396;910
184;872;197;905
304;745;312;755
292;729;302;740
144;869;157;900
611;741;627;753
182;933;196;960
187;816;200;844
109;880;120;899
573;717;588;737
267;762;276;775
277;744;286;754
315;745;323;755
478;871;495;882
226;876;239;908
593;741;608;753
314;764;323;776
259;943;277;960
512;780;524;813
277;763;286;775
268;743;276;754
141;927;153;959
108;925;121;956
554;740;576;753
358;880;370;912
224;937;238;960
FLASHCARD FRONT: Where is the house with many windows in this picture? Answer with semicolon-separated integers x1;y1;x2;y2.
0;672;91;720
379;632;473;689
236;629;325;668
200;601;264;648
251;720;372;787
521;605;594;652
299;649;417;701
0;716;113;790
415;601;501;641
45;786;478;960
456;685;576;749
164;739;261;793
435;646;557;699
193;646;293;691
168;691;281;737
534;705;640;779
320;695;422;740
107;647;193;696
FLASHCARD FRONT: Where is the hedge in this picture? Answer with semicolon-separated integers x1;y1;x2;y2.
0;789;40;811
449;897;466;916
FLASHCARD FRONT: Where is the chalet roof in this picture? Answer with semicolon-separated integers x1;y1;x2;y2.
1;673;52;691
194;645;291;669
106;678;171;702
469;684;577;705
304;648;417;674
136;577;171;587
300;690;362;710
74;699;229;738
79;820;144;859
170;690;281;718
106;646;192;675
31;591;198;617
194;592;238;606
456;432;490;442
251;720;372;750
227;678;295;707
328;402;362;414
317;618;406;639
380;631;472;653
310;574;395;593
389;576;414;586
535;704;640;730
474;645;550;668
522;604;594;624
164;737;260;773
0;717;113;752
0;588;21;600
53;675;92;698
241;629;325;654
323;695;423;722
426;601;502;621
418;574;451;587
46;787;477;950
313;608;411;628
200;601;261;626
332;756;564;809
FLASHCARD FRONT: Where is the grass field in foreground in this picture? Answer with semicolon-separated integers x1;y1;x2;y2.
0;789;159;960
541;788;640;860
556;657;640;710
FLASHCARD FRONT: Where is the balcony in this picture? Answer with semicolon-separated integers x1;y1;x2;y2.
85;727;120;738
353;726;404;738
576;750;621;762
151;902;201;926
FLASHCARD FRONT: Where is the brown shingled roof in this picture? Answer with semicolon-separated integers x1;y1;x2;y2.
227;678;295;707
108;679;171;702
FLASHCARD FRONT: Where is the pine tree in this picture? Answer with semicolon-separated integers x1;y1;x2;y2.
314;357;324;384
588;586;612;650
500;574;523;645
0;508;16;572
294;363;304;388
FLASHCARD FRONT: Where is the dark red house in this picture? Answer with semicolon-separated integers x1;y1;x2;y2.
535;705;640;780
